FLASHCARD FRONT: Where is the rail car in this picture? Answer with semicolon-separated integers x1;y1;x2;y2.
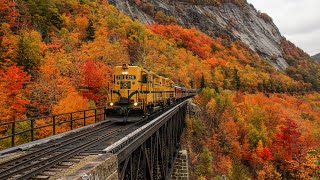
105;64;197;122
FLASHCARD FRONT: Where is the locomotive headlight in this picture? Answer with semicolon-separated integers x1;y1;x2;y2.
134;102;138;106
110;102;114;106
122;71;128;75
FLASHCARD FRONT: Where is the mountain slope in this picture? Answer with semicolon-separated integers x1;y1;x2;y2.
312;53;320;63
0;1;319;178
109;0;289;70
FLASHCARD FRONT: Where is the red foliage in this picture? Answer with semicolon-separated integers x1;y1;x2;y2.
47;43;62;51
80;60;111;103
242;150;252;161
134;0;142;5
281;38;308;60
0;0;20;27
148;24;213;59
274;119;302;161
257;146;274;161
242;138;252;160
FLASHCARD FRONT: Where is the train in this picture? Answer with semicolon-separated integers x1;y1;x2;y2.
105;64;198;122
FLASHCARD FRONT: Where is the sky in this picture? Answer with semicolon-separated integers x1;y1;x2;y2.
247;0;320;56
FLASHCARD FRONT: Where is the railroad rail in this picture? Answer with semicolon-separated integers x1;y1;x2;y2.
0;121;139;179
0;99;190;179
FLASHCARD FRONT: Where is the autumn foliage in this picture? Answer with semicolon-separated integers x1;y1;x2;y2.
0;0;319;178
80;60;111;103
0;0;19;27
149;24;214;59
188;90;320;179
0;65;30;122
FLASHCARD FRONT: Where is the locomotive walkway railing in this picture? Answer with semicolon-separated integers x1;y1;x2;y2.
0;108;106;150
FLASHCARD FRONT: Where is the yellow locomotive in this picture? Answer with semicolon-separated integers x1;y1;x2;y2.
106;64;196;122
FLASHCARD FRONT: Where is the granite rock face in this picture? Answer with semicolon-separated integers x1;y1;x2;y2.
109;0;290;70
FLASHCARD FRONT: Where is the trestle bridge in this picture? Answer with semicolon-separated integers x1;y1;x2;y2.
0;99;192;179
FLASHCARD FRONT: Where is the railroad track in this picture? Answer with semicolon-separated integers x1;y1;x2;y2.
0;121;140;180
0;100;186;180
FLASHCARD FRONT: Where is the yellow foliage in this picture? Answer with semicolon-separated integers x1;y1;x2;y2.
0;34;18;67
257;163;281;180
61;13;72;29
79;27;129;66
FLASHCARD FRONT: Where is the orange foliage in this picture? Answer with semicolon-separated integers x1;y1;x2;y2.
27;54;74;116
52;91;90;134
148;24;214;59
0;23;18;68
0;0;19;27
52;91;89;114
0;65;30;122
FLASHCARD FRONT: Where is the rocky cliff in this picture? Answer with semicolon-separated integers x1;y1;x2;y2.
108;0;290;70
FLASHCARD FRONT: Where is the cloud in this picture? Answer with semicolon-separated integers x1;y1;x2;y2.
247;0;320;55
286;29;320;55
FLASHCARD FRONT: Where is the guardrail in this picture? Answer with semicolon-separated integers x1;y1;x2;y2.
0;108;106;150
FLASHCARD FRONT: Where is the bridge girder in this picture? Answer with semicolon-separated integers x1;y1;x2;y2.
117;102;187;180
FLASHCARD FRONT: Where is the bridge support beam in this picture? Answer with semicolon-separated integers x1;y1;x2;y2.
117;102;187;179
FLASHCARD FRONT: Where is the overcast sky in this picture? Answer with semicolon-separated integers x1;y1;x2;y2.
247;0;320;56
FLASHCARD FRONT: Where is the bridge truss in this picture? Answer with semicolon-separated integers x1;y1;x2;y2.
114;101;187;179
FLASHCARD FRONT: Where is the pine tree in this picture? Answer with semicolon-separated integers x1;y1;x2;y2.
232;68;241;90
200;73;206;89
85;20;95;41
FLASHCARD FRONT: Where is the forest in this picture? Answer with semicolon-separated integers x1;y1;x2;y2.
0;0;319;179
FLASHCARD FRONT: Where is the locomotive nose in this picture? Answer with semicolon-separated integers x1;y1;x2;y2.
119;97;129;104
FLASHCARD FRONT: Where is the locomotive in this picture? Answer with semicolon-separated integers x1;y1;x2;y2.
106;64;197;122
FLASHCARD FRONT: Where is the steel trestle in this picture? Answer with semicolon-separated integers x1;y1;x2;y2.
114;100;188;180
